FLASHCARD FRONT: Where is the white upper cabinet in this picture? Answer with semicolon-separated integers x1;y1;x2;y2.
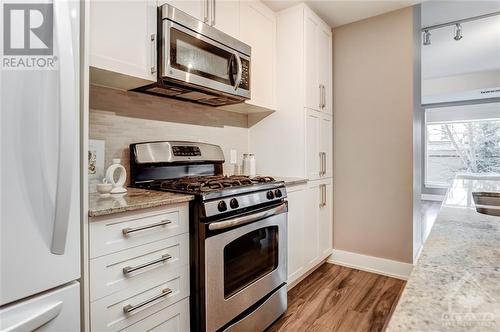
306;109;321;180
318;25;332;114
211;0;240;38
239;0;276;110
162;0;205;21
162;0;239;38
307;110;332;181
320;113;332;178
304;11;320;111
90;0;157;83
304;7;332;114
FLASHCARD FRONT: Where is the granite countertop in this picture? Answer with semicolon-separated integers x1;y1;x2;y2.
273;177;308;186
89;187;194;218
388;178;500;331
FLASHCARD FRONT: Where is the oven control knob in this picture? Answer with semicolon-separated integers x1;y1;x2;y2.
266;190;275;200
230;198;239;209
217;200;227;212
274;189;282;198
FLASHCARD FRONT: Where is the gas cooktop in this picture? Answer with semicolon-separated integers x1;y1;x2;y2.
159;175;275;192
141;175;282;200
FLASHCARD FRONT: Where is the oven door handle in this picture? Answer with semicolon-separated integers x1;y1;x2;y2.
208;203;287;231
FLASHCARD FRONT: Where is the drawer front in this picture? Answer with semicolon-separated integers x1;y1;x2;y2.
90;204;188;258
120;298;190;332
90;233;189;301
91;265;189;332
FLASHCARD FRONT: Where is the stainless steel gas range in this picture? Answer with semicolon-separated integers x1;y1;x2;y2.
129;141;287;332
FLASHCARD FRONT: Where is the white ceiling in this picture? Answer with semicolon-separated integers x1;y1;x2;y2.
262;0;424;27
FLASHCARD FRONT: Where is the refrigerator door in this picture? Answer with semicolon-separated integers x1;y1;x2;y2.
0;282;80;332
0;0;80;306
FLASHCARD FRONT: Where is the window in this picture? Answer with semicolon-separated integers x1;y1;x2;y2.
425;103;500;187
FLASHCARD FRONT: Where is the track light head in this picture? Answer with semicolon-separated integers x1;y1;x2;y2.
454;23;463;41
423;30;431;45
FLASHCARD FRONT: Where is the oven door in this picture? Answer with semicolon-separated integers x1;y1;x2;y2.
205;203;287;332
162;20;250;99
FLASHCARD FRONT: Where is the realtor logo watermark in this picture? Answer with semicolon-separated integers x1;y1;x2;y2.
441;272;496;328
2;3;57;69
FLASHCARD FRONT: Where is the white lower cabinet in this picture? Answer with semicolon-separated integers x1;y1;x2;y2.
287;179;333;287
89;204;190;331
286;183;306;285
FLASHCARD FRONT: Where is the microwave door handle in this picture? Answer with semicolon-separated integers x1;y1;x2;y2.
233;51;242;91
51;0;77;255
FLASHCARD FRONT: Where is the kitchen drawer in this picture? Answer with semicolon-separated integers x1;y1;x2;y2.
91;265;189;332
90;233;189;301
90;204;188;258
120;297;189;332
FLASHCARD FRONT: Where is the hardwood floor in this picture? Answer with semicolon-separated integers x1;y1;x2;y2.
268;264;406;332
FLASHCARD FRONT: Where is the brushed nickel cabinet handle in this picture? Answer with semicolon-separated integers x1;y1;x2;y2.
122;254;172;275
319;152;323;176
323;152;327;176
323;184;327;207
122;220;171;236
319;84;322;110
123;288;172;314
211;0;216;26
203;0;209;23
150;33;157;74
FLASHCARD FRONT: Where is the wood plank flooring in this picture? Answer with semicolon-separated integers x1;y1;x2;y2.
268;264;406;332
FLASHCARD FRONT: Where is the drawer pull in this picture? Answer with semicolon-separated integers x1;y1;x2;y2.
123;288;172;314
122;254;172;275
122;220;171;236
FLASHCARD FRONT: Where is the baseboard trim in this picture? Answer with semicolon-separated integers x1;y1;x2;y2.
326;250;413;280
421;194;445;202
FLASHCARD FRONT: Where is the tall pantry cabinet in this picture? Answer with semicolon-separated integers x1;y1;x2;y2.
249;4;333;286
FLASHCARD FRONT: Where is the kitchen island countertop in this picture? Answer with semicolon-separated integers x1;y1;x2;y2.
387;178;500;331
88;187;194;217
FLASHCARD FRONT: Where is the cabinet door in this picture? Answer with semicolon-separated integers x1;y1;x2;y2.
90;0;157;82
318;179;333;258
162;0;205;22
306;109;321;180
212;0;239;38
304;181;320;267
286;185;306;285
320;113;332;178
318;25;332;114
304;9;320;111
239;0;276;110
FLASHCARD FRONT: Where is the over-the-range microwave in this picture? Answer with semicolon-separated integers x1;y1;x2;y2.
135;4;251;107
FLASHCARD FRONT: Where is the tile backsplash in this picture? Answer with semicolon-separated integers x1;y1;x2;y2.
89;86;249;187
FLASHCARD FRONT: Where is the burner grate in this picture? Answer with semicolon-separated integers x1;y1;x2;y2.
158;175;275;193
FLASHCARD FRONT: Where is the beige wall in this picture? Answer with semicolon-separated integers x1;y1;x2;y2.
89;86;249;189
333;7;415;263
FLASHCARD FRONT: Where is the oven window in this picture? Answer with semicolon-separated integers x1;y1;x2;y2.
223;226;279;299
170;28;235;85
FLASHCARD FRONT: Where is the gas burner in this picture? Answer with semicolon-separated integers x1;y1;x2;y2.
158;175;276;193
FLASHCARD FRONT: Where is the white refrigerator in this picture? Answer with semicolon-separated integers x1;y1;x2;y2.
0;0;81;330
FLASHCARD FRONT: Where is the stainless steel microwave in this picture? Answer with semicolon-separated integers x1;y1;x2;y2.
136;4;251;107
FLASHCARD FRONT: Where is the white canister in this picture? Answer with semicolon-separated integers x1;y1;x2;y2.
242;154;256;177
105;158;128;194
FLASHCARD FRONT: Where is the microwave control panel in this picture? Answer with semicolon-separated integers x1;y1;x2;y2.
240;59;250;90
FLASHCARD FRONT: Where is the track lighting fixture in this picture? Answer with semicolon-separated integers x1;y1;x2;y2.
423;30;431;45
454;23;463;41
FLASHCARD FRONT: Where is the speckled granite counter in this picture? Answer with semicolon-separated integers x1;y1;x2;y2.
388;178;500;331
273;177;308;186
89;187;194;217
